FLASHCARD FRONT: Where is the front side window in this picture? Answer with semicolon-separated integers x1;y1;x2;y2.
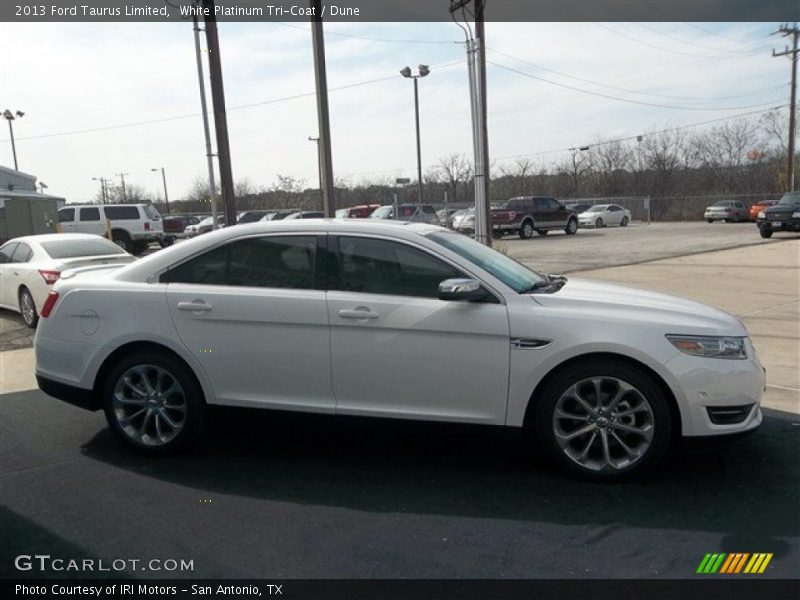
545;198;561;209
80;207;101;221
58;208;75;222
166;236;318;290
334;236;462;298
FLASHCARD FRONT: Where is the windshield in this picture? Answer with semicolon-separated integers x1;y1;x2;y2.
370;206;393;219
41;238;127;258
585;205;606;212
777;192;800;205
427;231;546;293
712;201;733;207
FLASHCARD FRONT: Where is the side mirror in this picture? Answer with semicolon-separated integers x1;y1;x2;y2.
438;278;486;302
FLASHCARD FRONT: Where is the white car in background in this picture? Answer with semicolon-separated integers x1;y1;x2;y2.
0;234;135;328
35;221;763;480
578;204;632;228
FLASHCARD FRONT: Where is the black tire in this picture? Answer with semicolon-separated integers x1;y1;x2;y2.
131;241;149;255
102;349;206;455
565;218;578;235
159;236;175;248
112;230;132;253
620;216;629;227
706;219;713;223
18;287;38;329
492;229;504;239
759;227;773;239
519;220;534;240
595;217;604;228
536;229;549;236
533;359;672;481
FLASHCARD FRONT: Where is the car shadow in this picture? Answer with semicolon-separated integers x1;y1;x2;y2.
81;407;799;542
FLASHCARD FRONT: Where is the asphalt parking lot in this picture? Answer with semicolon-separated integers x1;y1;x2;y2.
0;221;798;580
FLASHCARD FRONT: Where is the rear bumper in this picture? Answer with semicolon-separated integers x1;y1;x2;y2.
36;375;100;411
130;232;163;241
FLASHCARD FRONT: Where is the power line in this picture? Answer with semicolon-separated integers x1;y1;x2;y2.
274;21;461;45
488;60;786;112
1;60;464;143
486;47;784;102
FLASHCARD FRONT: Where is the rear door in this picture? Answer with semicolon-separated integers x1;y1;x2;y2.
533;197;555;227
165;233;333;412
78;206;107;236
326;234;510;424
549;198;570;227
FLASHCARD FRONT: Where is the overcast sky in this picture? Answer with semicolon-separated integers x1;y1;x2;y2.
0;21;789;203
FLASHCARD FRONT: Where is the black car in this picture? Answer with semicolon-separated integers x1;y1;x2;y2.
565;202;594;214
756;191;800;238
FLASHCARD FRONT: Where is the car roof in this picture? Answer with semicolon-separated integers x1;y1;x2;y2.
3;233;108;245
113;220;445;282
61;203;148;208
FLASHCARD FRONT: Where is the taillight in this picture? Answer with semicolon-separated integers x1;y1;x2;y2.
144;222;151;230
41;291;59;318
39;270;61;285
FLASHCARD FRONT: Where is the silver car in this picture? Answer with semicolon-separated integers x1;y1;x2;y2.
704;200;749;223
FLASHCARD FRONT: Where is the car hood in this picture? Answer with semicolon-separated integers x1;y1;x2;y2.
764;204;799;214
532;277;746;336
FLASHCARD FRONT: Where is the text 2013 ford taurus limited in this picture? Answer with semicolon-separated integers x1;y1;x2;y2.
34;220;764;480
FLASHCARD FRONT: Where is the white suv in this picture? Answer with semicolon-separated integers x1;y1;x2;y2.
58;204;163;255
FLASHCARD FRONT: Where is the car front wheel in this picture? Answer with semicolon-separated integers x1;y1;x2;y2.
565;218;578;235
595;218;604;228
760;227;773;239
103;350;206;455
533;359;672;481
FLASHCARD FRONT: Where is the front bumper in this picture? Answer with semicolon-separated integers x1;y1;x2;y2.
757;217;800;232
660;340;765;438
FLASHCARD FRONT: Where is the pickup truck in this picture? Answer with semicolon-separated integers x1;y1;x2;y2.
492;196;578;239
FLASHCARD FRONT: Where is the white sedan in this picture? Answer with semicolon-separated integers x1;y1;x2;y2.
34;221;763;480
578;204;632;228
0;233;135;328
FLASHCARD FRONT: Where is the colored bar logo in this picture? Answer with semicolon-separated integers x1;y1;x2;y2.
696;552;773;574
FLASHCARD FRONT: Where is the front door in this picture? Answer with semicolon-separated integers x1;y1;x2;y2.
327;235;510;424
165;234;334;413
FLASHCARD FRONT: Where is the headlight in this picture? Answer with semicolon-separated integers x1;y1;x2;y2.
758;211;765;218
793;211;800;218
666;335;747;359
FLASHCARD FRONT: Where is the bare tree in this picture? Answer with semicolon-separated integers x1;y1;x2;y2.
690;119;764;194
435;154;473;204
587;140;633;196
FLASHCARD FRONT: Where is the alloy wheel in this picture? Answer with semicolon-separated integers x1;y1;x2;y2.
552;376;654;473
111;364;187;446
19;290;37;327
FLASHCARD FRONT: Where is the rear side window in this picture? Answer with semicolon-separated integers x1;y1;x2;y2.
58;208;75;222
80;207;101;221
143;205;161;220
334;236;462;298
166;236;318;290
0;243;18;263
11;242;33;263
104;206;140;220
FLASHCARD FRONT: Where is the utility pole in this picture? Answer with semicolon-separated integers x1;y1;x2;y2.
202;0;237;226
310;0;336;217
451;0;492;246
151;167;170;214
308;136;324;208
773;22;799;192
2;109;24;170
92;177;109;204
193;9;219;228
116;172;128;202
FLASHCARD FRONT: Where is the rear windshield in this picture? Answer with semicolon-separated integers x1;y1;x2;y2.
41;238;127;258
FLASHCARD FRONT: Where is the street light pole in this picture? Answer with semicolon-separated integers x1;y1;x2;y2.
151;167;170;214
192;11;219;229
2;109;24;170
400;65;429;204
116;173;129;202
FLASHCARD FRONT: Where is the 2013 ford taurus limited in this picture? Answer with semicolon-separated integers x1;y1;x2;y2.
34;220;764;480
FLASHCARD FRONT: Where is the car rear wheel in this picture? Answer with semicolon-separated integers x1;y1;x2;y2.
533;359;672;481
519;220;534;239
112;231;132;253
565;218;578;235
760;227;773;239
620;217;629;227
19;288;38;328
103;350;206;455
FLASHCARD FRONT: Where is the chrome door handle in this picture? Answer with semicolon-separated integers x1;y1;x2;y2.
176;301;212;312
338;308;379;319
